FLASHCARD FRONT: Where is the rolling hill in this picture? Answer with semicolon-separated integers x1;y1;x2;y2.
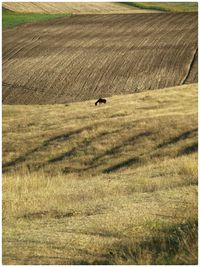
2;13;198;104
3;2;197;14
2;2;198;264
2;2;153;14
3;84;198;264
126;2;198;12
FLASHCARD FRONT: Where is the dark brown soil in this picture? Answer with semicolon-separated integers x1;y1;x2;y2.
2;13;198;104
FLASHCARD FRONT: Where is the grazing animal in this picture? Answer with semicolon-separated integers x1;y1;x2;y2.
95;98;107;106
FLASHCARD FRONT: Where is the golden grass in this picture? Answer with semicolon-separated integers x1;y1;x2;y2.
128;2;198;12
3;84;198;264
2;2;156;14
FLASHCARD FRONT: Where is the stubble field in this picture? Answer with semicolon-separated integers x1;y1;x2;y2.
2;2;152;14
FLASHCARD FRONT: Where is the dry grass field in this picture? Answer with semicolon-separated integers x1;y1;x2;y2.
2;2;158;14
2;13;198;104
3;84;198;264
126;2;198;12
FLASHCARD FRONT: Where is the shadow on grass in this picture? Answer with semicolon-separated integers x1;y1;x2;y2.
178;142;198;156
2;125;94;172
157;128;197;149
3;123;127;173
42;128;123;169
20;210;75;220
103;157;140;173
91;131;152;163
48;148;76;163
4;125;197;175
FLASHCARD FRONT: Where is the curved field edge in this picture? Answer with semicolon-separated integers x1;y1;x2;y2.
2;13;198;104
124;2;198;12
2;84;198;264
2;8;72;29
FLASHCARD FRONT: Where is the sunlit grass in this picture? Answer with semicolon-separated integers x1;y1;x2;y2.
124;2;198;12
3;84;198;264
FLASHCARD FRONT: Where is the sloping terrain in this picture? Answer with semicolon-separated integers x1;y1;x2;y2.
2;2;153;14
127;2;198;12
3;83;198;175
2;83;198;175
3;84;198;264
2;13;197;104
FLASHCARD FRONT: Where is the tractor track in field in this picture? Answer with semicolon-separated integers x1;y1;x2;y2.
181;48;198;85
3;13;198;104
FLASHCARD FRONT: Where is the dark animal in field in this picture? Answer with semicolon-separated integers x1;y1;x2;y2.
95;98;107;106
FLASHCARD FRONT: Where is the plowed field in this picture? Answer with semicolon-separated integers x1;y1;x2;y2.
3;13;197;104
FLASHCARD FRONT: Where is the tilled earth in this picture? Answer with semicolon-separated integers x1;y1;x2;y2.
3;13;198;104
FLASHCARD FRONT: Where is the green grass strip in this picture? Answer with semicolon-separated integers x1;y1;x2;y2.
3;9;71;29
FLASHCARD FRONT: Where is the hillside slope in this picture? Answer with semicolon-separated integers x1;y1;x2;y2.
3;84;198;264
3;13;197;104
3;83;198;175
128;2;198;12
2;2;154;14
